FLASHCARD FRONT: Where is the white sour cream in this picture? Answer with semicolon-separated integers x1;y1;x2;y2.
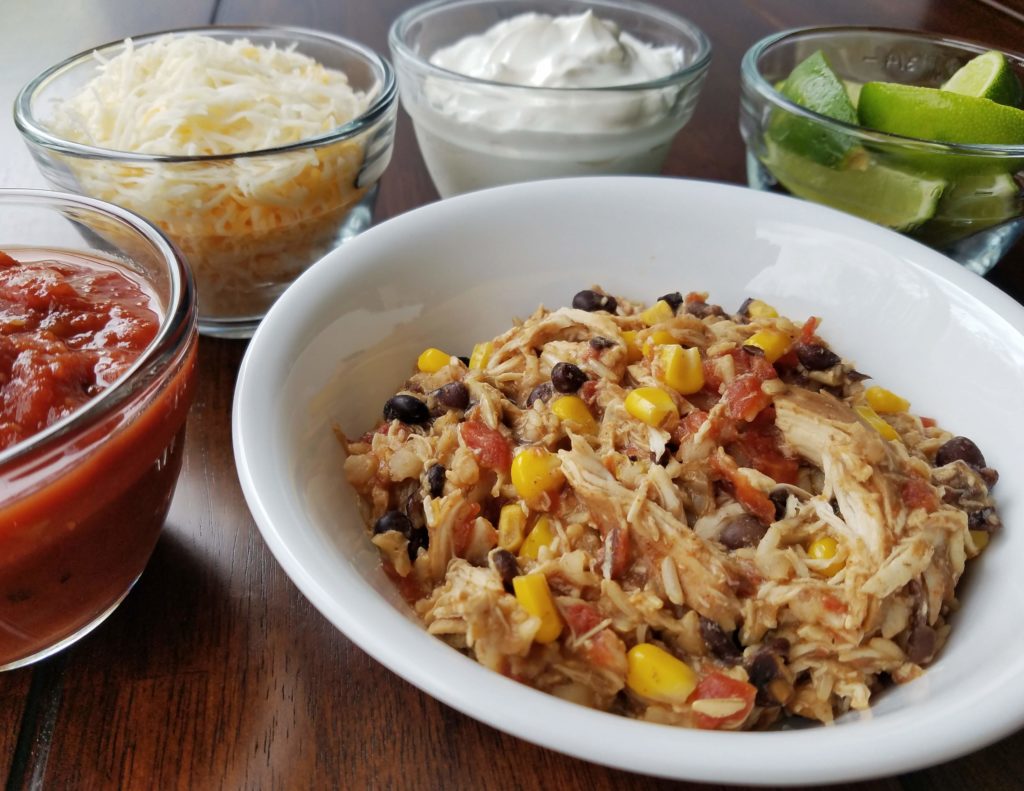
430;10;682;90
399;10;702;197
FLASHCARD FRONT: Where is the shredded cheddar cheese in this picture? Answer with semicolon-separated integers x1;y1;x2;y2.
50;34;374;319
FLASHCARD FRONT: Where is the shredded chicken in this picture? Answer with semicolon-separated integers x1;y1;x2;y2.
340;289;999;731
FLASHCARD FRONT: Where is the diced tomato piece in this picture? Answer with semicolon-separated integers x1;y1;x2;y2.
822;593;847;613
579;379;599;406
702;358;725;392
723;374;772;422
684;291;709;304
564;603;604;638
734;422;799;484
901;477;938;513
774;349;799;369
709;451;776;524
688;672;757;730
799;316;821;345
921;416;937;428
460;420;513;471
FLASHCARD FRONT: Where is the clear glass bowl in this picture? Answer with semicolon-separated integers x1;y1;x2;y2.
0;189;197;670
390;0;711;198
740;26;1024;275
15;26;398;338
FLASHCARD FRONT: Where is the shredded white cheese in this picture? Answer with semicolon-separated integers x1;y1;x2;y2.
50;34;374;319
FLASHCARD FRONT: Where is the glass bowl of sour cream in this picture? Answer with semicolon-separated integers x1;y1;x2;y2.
389;0;711;197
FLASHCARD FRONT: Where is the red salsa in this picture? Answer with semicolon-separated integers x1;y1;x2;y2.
0;249;159;450
0;248;194;668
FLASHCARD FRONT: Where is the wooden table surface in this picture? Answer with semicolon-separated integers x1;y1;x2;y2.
3;1;1023;788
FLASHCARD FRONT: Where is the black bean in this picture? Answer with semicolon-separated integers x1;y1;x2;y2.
589;336;615;351
769;488;790;520
407;527;429;561
905;623;937;665
457;356;470;366
658;292;683;312
794;342;841;371
489;549;519;591
572;289;617;313
435;381;469;410
968;507;1002;532
685;300;725;319
737;297;755;317
718;514;769;549
846;369;869;382
526;382;554;407
551;362;588;393
383;394;430;425
746;648;782;687
935;436;987;470
406;493;426;531
426;464;446;497
745;645;790;706
699;617;742;663
373;510;413;537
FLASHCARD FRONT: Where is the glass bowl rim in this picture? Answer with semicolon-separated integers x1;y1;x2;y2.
13;25;398;163
741;24;1024;156
0;188;196;468
388;0;712;93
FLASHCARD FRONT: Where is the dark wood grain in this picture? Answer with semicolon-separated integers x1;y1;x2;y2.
4;1;1024;790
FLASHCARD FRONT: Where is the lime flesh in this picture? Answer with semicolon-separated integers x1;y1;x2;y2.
763;141;946;231
771;51;858;165
858;82;1024;145
941;50;1024;107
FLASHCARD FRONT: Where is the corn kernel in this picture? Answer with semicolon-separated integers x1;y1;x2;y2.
550;395;598;433
417;347;451;373
622;331;644;363
743;330;791;364
746;299;778;319
970;529;990;553
469;341;493;370
520;515;555;560
865;385;910;414
807;536;844;577
642;330;677;358
657;345;705;395
513;573;563;643
624;387;679;428
855;405;900;442
498;504;527;553
511;447;564;502
625;643;697;704
640;299;675;326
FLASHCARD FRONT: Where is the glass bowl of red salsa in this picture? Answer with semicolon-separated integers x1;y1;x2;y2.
0;189;197;670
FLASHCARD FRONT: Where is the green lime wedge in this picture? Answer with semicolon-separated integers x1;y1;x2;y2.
916;172;1022;247
844;79;863;107
941;50;1024;107
770;50;858;165
858;82;1024;145
940;172;1020;220
763;140;946;231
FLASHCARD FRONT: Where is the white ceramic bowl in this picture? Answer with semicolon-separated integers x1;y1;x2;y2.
233;177;1024;785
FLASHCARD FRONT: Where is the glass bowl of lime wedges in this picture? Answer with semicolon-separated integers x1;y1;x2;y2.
741;27;1024;274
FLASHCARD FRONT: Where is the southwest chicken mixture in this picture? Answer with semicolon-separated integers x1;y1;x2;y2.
340;288;1000;730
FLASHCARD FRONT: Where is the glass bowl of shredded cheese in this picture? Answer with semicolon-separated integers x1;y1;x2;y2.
14;26;398;338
